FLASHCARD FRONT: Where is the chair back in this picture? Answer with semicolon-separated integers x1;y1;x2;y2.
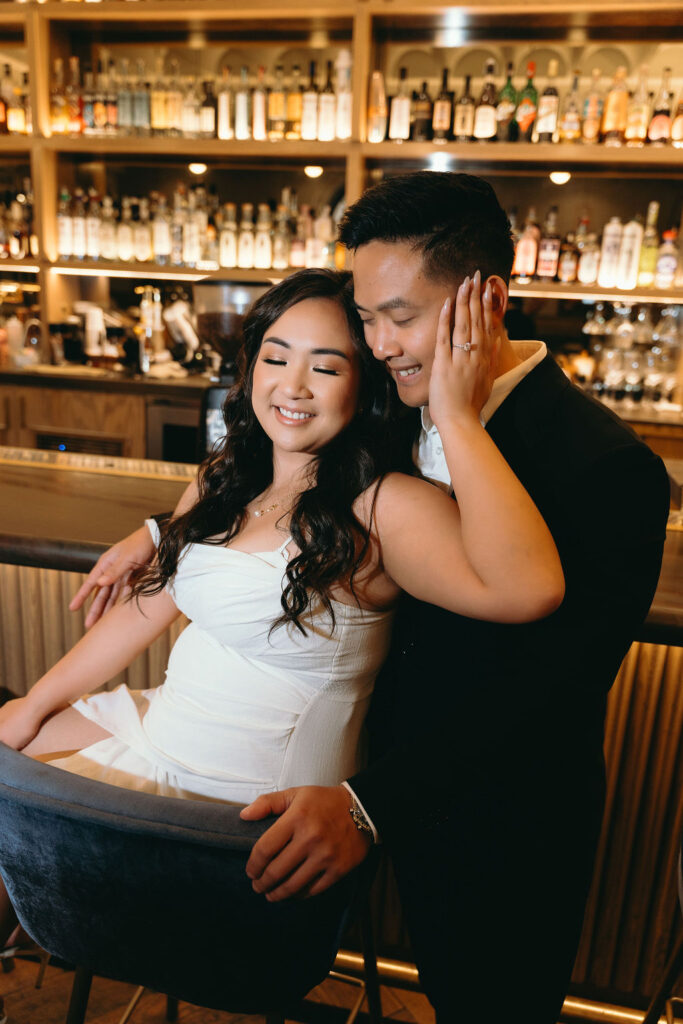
0;744;351;1013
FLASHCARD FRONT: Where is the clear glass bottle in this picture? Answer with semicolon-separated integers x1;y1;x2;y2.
366;70;387;144
317;60;336;142
152;194;171;265
166;61;184;137
654;229;679;288
536;206;561;278
219;202;238;268
581;68;603;144
237;202;256;269
50;58;69;135
597;216;623;287
117;59;133;135
150;58;168;136
557;232;578;283
93;58;108;136
117;197;134;262
473;60;498;142
200;80;217;138
181;75;201;138
268;65;287;142
647;67;674;145
558;70;581;143
81;68;95;136
71;187;87;261
85;190;100;261
6;75;25;136
388;67;411;142
496;62;518;142
624;65;650;147
132;62;151;136
251;66;267;141
335;51;353;141
217;66;234;141
134;197;153;263
105;60;118;135
182;188;201;267
301;61;319;141
615;215;644;290
170;187;185;265
514;62;538;142
513;208;540;281
234;66;251;140
637;201;660;287
454;75;475;142
57;187;73;259
272;204;290;269
65;56;83;135
535;59;559;143
254;203;273;269
99;195;118;261
601;67;628;146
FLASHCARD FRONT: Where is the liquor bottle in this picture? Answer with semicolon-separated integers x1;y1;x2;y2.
535;60;559;143
577;233;600;284
536;206;561;278
200;80;217;138
473;60;497;142
317;60;336;142
170;188;185;265
558;70;581;143
388;67;411;142
217;66;234;141
93;59;108;136
637;201;660;286
134;198;153;262
181;75;201;138
557;232;578;283
132;62;151;136
254;203;273;269
50;58;69;135
152;194;171;265
182;188;201;267
85;191;100;261
20;73;31;135
453;75;475;142
615;215;644;290
166;61;183;137
624;65;650;147
654;229;678;288
99;195;118;261
150;58;167;136
71;188;87;261
672;97;683;148
272;204;290;269
647;67;673;145
335;51;353;141
117;197;134;262
432;68;453;143
101;61;116;134
234;66;251;140
367;69;387;144
6;76;25;135
237;202;256;269
57;188;73;259
601;67;628;146
65;57;83;135
81;69;95;136
514;208;540;281
597;216;623;287
412;80;432;141
219;202;238;268
268;65;287;141
117;59;133;135
581;68;603;144
495;62;518;142
0;71;7;135
301;61;319;141
514;62;538;142
285;65;302;141
252;66;267;141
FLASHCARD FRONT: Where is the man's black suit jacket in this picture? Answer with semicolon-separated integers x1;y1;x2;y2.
350;354;670;847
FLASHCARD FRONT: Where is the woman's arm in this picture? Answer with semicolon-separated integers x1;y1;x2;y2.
69;477;199;627
0;587;180;750
375;274;564;624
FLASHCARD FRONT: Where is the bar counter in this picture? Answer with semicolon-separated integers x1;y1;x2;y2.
1;446;682;1012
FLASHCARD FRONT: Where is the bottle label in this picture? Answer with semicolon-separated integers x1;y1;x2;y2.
335;91;352;140
454;104;474;137
252;93;267;140
153;221;171;256
558;251;578;283
577;251;599;284
432;98;451;132
317;93;336;141
200;107;216;135
515;237;538;277
625;103;649;140
648;113;672;142
559;110;581;138
515;98;537;133
672;114;683;143
536;95;559;135
389;96;411;140
602;94;628;135
536;238;560;277
496;99;516;123
473;105;496;139
301;93;318;139
217;93;233;140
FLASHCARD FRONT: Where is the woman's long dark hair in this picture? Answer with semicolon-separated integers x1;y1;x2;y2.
131;268;417;633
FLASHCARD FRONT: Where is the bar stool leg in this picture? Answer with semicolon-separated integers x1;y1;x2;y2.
165;995;179;1021
642;933;683;1024
65;966;93;1024
359;902;383;1024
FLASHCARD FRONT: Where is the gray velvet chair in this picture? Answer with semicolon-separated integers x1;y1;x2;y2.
0;743;380;1023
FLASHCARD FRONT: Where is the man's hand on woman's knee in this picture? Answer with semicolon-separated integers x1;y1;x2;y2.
241;785;372;901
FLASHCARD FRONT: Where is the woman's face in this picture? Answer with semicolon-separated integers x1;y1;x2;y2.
251;297;362;457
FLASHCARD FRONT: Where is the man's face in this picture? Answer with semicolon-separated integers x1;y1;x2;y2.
352;240;455;408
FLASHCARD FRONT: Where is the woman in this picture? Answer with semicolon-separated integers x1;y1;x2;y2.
0;268;563;947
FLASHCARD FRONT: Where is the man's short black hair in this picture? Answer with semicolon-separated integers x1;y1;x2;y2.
338;171;515;285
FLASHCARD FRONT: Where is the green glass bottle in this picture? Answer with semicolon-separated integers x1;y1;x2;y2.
496;61;518;141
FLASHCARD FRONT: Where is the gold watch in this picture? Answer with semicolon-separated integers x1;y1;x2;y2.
349;795;374;842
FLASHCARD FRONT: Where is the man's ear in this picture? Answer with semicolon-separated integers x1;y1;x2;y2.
486;276;509;320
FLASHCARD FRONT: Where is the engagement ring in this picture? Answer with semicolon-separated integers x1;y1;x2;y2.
453;342;472;352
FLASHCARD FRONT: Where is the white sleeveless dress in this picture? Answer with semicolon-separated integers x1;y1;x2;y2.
50;521;393;804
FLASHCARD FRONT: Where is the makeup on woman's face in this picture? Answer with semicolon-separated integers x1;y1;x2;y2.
251;297;362;456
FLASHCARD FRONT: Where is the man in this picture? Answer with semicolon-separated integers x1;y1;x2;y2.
73;173;669;1022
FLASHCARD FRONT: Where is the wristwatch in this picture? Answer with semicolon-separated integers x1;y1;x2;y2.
348;794;375;843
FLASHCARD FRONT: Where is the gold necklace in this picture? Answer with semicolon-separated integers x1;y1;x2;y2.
253;493;296;518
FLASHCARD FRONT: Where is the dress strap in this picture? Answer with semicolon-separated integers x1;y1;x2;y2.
277;536;293;556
